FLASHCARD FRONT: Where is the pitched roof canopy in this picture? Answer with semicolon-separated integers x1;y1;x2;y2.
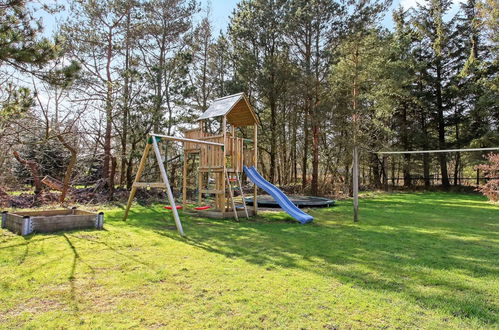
197;93;259;126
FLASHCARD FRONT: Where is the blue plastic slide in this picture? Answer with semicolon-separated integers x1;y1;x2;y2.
244;166;313;224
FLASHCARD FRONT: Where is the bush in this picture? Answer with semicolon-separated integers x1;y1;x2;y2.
475;153;499;202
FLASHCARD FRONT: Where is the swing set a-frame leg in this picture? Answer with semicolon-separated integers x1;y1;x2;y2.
123;137;185;236
123;142;152;222
152;137;184;236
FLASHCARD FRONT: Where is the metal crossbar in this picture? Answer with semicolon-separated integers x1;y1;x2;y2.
376;147;499;154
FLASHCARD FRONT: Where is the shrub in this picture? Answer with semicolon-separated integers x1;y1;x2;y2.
475;153;499;202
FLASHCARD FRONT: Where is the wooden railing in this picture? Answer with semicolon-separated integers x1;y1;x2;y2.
185;129;249;172
225;134;244;172
184;129;204;151
199;136;224;169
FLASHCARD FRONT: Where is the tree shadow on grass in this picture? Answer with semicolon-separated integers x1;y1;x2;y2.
68;233;156;270
0;236;59;268
120;194;499;324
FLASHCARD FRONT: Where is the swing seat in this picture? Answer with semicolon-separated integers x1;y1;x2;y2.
164;205;183;210
194;206;211;210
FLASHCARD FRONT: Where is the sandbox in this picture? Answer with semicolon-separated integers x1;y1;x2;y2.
1;209;104;236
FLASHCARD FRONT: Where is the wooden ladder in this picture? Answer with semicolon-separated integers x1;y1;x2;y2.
225;172;249;220
236;173;249;219
225;171;238;221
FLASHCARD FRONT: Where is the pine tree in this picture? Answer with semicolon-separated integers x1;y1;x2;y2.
413;0;454;187
229;0;289;183
1;0;78;122
285;0;344;194
62;0;132;184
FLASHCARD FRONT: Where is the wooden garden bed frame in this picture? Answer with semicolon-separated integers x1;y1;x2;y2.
1;209;104;236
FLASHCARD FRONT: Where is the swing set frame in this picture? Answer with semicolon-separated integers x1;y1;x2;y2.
122;133;224;236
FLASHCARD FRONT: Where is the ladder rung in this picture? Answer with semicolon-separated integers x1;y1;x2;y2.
133;182;166;188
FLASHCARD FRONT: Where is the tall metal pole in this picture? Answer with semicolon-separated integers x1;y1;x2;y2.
152;137;185;236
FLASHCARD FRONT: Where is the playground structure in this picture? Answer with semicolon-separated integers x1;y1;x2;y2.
122;92;315;235
123;93;259;235
182;93;259;218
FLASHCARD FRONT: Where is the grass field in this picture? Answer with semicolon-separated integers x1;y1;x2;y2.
0;192;498;328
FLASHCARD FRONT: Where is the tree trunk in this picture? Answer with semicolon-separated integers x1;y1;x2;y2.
301;108;309;190
435;64;449;187
292;108;298;183
126;141;137;190
371;153;381;189
13;151;43;194
311;121;319;195
423;153;431;188
391;158;396;188
353;146;359;222
269;97;277;183
403;154;412;187
56;134;77;203
109;156;117;200
103;28;114;182
454;153;460;186
382;155;388;191
454;115;460;186
120;11;131;186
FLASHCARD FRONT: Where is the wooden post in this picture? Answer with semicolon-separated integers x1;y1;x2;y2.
123;142;151;221
182;150;187;205
353;145;359;222
253;123;258;215
231;125;235;170
222;116;227;215
198;170;202;205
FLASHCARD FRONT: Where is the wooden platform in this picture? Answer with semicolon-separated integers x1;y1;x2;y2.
196;209;255;219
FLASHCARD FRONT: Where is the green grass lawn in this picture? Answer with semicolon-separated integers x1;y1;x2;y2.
1;192;498;328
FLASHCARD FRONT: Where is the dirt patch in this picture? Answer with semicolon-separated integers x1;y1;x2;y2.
0;297;68;323
3;187;167;209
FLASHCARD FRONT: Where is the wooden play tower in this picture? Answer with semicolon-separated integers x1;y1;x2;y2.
123;92;259;235
183;92;259;218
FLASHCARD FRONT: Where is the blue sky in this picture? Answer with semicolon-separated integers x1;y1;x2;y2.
199;0;464;33
39;0;464;37
201;0;240;33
